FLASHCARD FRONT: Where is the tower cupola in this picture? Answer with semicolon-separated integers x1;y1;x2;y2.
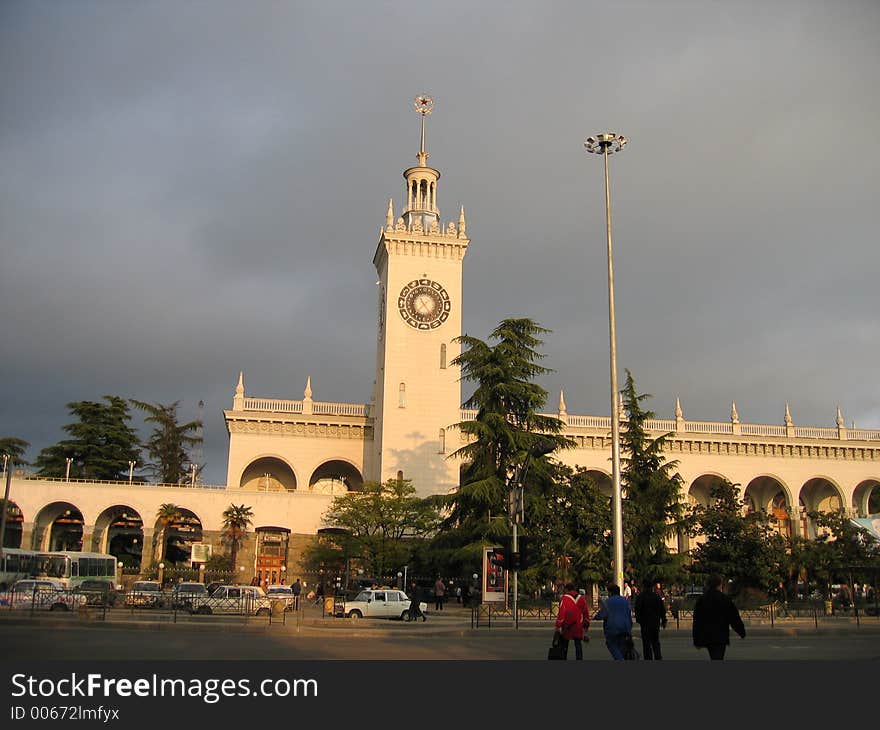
402;94;441;231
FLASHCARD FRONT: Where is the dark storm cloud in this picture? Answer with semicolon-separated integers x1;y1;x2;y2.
2;0;879;483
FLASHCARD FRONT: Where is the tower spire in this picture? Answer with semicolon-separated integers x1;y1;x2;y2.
402;94;441;231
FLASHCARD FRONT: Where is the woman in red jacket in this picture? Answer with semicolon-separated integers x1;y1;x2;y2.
554;583;590;660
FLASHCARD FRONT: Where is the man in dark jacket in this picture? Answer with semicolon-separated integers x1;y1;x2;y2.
692;574;746;660
407;580;426;622
634;578;667;660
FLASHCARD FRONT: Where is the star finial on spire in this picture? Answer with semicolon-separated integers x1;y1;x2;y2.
414;94;433;166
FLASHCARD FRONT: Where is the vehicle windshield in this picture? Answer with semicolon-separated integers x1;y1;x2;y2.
133;583;160;592
267;587;292;595
176;584;206;592
354;591;371;602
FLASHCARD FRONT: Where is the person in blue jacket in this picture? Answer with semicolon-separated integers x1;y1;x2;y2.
593;583;633;660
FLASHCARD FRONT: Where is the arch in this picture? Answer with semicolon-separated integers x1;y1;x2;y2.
687;473;730;509
852;479;880;516
580;469;612;499
92;505;143;569
239;456;298;492
33;502;85;552
798;477;845;540
309;460;365;493
743;475;792;539
153;507;203;566
1;499;24;548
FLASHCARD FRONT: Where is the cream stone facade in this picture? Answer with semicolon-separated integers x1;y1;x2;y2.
3;103;879;580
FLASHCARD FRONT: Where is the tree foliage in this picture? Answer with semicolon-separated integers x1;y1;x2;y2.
793;510;880;599
131;400;202;484
0;437;30;467
619;371;689;585
688;478;787;594
33;396;141;480
154;503;182;564
305;478;440;580
524;464;612;594
435;318;572;573
222;503;254;574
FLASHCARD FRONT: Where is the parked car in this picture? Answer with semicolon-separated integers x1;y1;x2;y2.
265;584;296;611
124;580;166;608
188;585;273;616
76;579;120;607
338;589;427;621
2;579;88;612
169;582;209;610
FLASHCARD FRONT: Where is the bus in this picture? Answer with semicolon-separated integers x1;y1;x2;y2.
0;548;38;590
0;549;118;590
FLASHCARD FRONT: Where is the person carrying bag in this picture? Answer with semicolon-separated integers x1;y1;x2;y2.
549;583;590;660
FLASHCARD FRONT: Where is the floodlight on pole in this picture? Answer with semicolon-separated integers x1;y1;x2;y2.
584;132;627;591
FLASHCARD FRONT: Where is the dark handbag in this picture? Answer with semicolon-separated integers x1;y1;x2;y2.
548;630;566;660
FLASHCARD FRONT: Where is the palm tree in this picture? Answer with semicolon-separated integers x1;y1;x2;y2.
155;503;182;564
222;504;254;576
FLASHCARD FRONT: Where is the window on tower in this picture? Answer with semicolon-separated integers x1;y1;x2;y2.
399;383;406;408
439;428;446;454
440;343;447;369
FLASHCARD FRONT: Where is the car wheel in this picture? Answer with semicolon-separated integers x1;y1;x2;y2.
50;603;69;612
401;610;411;621
348;610;362;620
256;607;270;617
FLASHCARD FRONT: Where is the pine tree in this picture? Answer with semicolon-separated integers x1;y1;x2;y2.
435;318;572;573
33;396;141;480
619;370;688;585
130;400;202;484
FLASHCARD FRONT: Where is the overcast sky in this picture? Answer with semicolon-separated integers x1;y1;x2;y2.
2;0;878;485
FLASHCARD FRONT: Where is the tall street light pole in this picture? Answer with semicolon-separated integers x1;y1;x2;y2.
509;439;555;629
585;132;627;590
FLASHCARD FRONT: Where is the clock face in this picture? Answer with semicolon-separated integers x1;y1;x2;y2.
398;279;451;330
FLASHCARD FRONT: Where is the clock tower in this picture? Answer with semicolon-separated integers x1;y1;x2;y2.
370;95;470;496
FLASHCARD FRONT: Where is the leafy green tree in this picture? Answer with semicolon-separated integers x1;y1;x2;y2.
305;478;440;581
0;437;30;466
525;464;612;595
222;504;254;575
796;510;879;602
131;400;202;484
688;478;787;595
435;318;572;573
619;371;689;586
154;503;182;565
33;396;141;480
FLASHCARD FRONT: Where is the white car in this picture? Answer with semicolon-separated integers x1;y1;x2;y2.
2;579;88;612
339;589;427;621
265;584;296;611
124;580;166;608
189;585;273;616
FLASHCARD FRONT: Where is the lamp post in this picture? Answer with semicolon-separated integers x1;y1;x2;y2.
0;454;12;561
509;439;555;629
128;461;135;485
585;132;627;590
158;562;165;586
65;457;73;482
190;463;197;488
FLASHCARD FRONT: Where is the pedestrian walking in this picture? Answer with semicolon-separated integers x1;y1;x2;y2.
633;578;667;660
291;578;302;610
433;576;446;611
593;584;633;660
692;574;746;660
408;580;426;622
553;583;590;660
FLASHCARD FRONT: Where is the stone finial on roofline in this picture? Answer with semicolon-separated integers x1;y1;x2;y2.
233;371;245;411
